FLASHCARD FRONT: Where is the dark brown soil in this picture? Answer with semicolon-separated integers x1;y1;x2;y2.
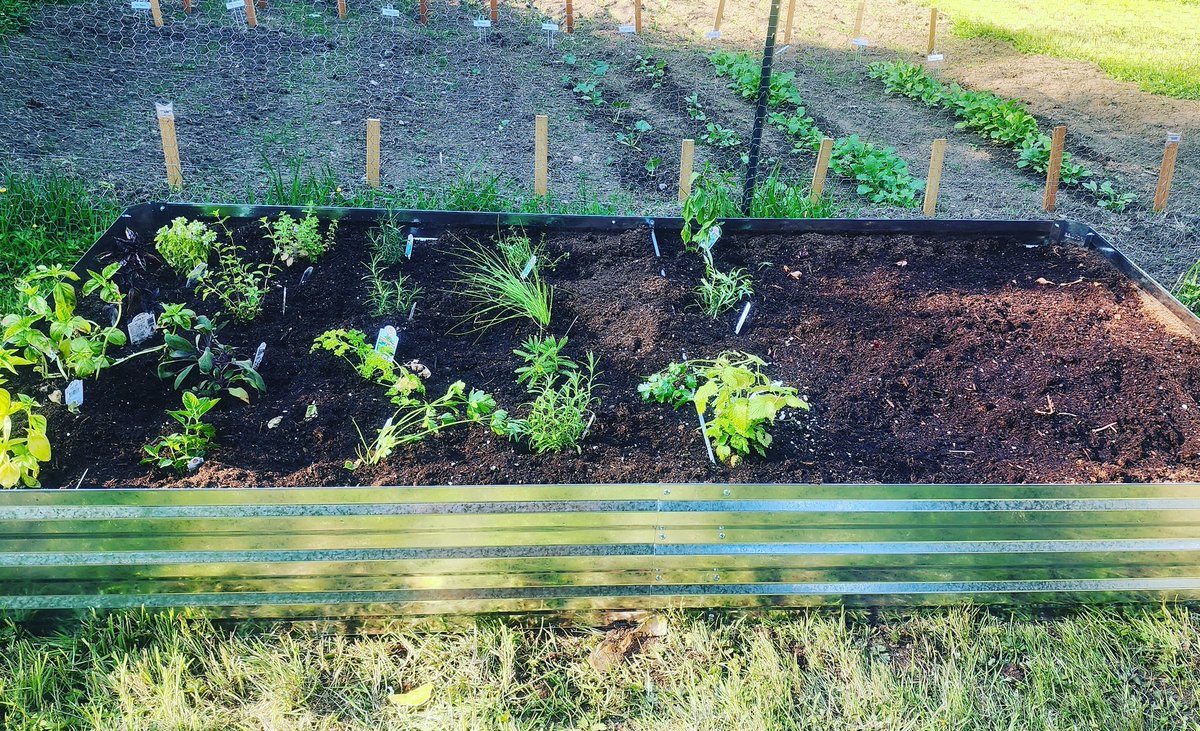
30;220;1200;488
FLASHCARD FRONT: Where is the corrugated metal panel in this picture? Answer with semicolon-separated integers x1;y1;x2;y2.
3;484;1200;616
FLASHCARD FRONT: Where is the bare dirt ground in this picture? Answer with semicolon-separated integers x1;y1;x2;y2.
1;0;1196;282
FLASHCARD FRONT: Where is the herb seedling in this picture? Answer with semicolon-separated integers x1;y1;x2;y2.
158;315;266;403
696;253;754;318
364;255;422;317
154;217;216;273
641;351;808;465
260;212;337;266
197;239;277;322
616;120;653;151
634;55;667;87
701;122;741;149
142;391;219;473
513;334;576;391
645;156;664;177
0;375;51;488
451;243;553;331
493;351;600;454
349;383;497;469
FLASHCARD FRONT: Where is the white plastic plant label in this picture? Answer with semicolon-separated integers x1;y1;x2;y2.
705;30;721;39
618;24;636;33
702;224;722;252
300;265;314;285
185;261;207;287
520;256;537;280
473;18;491;27
65;379;83;411
226;0;245;9
405;233;414;259
541;22;559;31
734;301;752;335
130;1;152;9
253;342;267;369
851;37;870;47
381;5;400;16
155;102;174;119
375;325;399;362
926;53;944;62
127;312;157;346
1167;132;1182;143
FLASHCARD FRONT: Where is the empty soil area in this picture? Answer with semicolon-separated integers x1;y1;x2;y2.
34;221;1200;487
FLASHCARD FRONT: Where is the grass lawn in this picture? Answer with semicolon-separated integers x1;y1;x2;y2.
925;0;1200;100
3;606;1199;729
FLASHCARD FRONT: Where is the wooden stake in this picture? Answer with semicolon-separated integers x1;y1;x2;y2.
784;0;797;44
155;103;183;190
490;0;498;22
1154;134;1181;212
183;0;191;13
366;118;381;188
714;0;726;32
419;0;427;25
634;0;641;33
923;138;947;216
244;0;257;28
811;137;834;199
926;7;938;56
149;0;163;27
1042;125;1067;212
565;0;573;33
338;0;346;19
851;1;865;39
679;138;695;202
534;115;549;196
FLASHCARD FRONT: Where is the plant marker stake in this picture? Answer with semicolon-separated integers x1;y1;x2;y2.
281;286;287;315
489;0;497;22
408;302;417;321
923;138;947;216
850;1;865;45
148;0;164;27
634;0;642;33
128;312;157;345
419;0;427;25
405;233;414;259
1154;133;1181;212
734;301;752;335
366;118;381;188
709;0;725;38
581;413;596;439
926;7;938;56
811;137;833;200
534;115;549;196
253;342;267;369
337;0;346;19
375;325;399;362
682;349;717;465
783;0;797;45
243;0;257;28
184;0;191;13
155;103;183;190
65;379;83;412
299;266;313;285
565;0;573;33
542;21;559;47
1043;125;1067;212
520;256;537;280
678;138;695;202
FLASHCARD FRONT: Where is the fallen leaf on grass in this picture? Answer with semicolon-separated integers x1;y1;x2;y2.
389;682;434;708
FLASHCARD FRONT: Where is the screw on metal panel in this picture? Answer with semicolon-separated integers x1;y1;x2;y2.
719;533;726;540
663;489;671;495
655;573;663;581
723;489;732;496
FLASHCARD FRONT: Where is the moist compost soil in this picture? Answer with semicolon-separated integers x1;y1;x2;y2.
30;220;1200;488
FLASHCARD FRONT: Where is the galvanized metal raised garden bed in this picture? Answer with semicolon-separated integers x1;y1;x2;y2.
2;204;1199;618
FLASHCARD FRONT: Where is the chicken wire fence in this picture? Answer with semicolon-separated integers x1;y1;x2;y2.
0;0;804;212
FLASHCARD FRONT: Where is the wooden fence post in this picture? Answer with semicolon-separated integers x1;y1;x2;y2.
366;118;381;188
148;0;163;27
713;0;726;33
679;138;695;202
565;0;573;33
923;138;947;216
338;0;346;19
784;0;797;44
811;137;834;199
1154;133;1181;212
419;0;427;25
634;0;641;33
1042;125;1067;212
155;103;183;190
851;1;865;40
535;115;549;196
926;7;938;56
490;0;498;23
244;0;257;28
184;0;191;13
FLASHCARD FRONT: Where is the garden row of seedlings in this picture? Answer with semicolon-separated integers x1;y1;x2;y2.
867;61;1136;211
711;50;926;209
563;49;841;217
0;209;808;487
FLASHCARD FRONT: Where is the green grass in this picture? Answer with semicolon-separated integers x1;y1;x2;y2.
927;0;1200;100
3;605;1199;729
0;170;119;315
